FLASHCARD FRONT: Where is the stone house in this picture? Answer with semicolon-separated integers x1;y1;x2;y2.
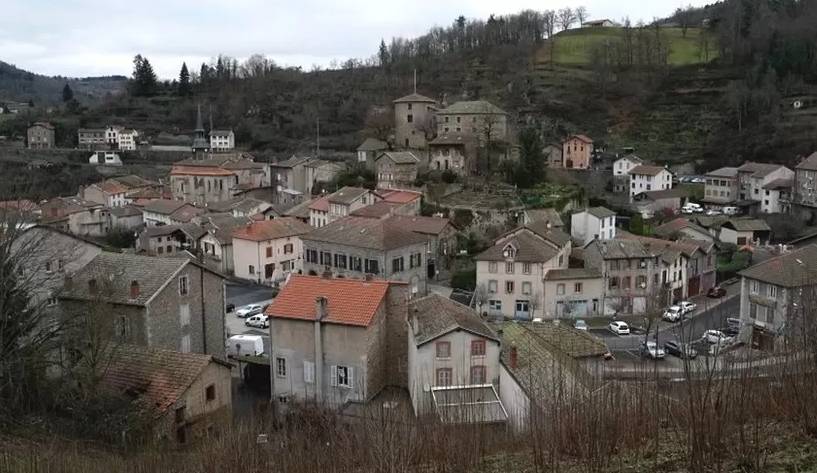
628;165;673;201
59;252;226;358
376;151;421;189
40;196;111;237
582;239;663;315
793;152;817;220
356;138;389;169
542;268;604;318
377;189;422;215
736;162;794;203
475;224;572;320
109;205;144;231
761;179;793;214
171;155;266;205
571;207;616;246
618;232;692;301
140;199;205;227
305;160;345;195
544;144;563;168
270;156;311;199
27;122;55;149
80;180;130;208
207;196;272;219
613;155;643;178
232;217;312;285
654;218;714;242
393;92;437;149
194;214;253;274
428;133;473;175
436;100;508;143
301;215;430;296
704;167;739;206
407;294;507;424
562;135;593;170
738;245;817;351
308;196;330;228
719;218;772;246
266;275;409;406
137;224;205;257
325;186;378;223
101;345;232;445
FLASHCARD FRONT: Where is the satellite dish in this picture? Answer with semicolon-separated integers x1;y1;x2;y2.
793;100;803;109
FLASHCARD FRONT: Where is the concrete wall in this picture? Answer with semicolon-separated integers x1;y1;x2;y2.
499;363;530;432
232;235;304;284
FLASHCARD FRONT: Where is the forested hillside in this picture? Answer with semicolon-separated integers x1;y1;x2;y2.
0;61;126;105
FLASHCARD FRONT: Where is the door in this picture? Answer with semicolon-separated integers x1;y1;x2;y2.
515;300;530;320
688;275;700;297
427;260;436;279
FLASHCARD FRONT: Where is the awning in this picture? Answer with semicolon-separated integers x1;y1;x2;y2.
431;385;508;424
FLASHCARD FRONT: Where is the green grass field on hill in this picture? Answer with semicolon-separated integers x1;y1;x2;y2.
537;26;718;66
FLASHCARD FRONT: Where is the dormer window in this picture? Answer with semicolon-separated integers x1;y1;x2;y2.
502;244;516;259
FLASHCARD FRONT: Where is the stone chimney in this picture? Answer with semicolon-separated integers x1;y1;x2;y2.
509;345;518;370
315;296;328;321
129;280;140;299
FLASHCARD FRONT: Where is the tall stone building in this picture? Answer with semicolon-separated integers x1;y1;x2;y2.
393;93;437;149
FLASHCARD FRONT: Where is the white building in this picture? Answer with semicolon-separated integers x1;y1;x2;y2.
88;151;123;166
210;129;235;151
613;155;643;177
117;129;139;150
629;165;673;201
761;178;793;214
231;217;312;285
570;207;616;246
105;125;122;147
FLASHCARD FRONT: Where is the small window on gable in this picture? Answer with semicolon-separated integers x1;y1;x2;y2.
502;244;516;259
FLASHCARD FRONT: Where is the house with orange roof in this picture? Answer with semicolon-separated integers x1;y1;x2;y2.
265;274;409;406
377;188;422;215
80;179;130;208
232;217;313;284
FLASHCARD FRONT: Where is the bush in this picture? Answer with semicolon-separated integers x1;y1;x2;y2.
450;268;476;291
441;169;458;184
452;209;474;229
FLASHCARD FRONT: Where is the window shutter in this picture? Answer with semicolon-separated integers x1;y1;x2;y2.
303;361;315;384
330;365;338;387
347;367;354;389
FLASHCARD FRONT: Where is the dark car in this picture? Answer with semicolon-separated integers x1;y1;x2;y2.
707;286;726;298
664;340;698;359
226;303;235;313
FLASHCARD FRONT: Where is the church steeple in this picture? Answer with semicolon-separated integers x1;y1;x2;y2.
191;103;210;158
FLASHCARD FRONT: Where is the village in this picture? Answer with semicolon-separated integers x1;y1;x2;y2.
4;78;817;448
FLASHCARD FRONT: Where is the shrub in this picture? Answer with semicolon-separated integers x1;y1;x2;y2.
441;169;458;184
450;268;476;291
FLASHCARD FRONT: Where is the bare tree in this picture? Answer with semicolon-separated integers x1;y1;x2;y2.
576;6;589;26
557;8;577;31
543;10;557;38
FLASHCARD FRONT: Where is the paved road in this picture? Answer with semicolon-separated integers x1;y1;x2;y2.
226;281;274;308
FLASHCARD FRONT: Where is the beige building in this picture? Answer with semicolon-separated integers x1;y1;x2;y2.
171;154;266;205
583;239;663;315
628;165;673;201
266;275;409;406
436;101;508;143
231;217;312;284
542;268;604;318
77;128;107;149
562;135;593;170
428;133;473;175
101;345;232;446
375;151;421;189
27;122;55;149
407;294;506;424
393;92;437;149
475;224;572;320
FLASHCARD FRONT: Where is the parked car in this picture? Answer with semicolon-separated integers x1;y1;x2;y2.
663;306;682;322
723;206;739;215
245;314;269;329
641;341;666;359
707;286;727;298
574;319;588;331
705;209;722;216
226;303;235;313
725;317;741;336
704;329;730;344
609;321;630;335
678;301;697;314
682;203;704;214
664;340;698;359
236;304;263;318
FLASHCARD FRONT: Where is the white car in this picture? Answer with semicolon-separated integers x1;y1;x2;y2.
641;341;666;359
236;304;263;318
245;314;269;329
705;209;722;216
678;301;697;314
704;329;730;344
723;206;739;215
662;306;682;322
609;321;630;335
574;319;588;331
682;203;704;214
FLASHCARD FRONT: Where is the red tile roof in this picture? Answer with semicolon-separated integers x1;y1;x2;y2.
232;217;312;242
170;165;235;177
308;196;329;212
266;275;391;327
378;189;422;204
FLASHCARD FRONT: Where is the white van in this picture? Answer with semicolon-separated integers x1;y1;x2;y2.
723;206;739;215
226;334;264;357
682;203;703;214
245;314;269;329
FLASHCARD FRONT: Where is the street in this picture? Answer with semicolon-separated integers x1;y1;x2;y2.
225;281;274;351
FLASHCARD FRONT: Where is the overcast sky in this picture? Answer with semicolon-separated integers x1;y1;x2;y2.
2;0;711;79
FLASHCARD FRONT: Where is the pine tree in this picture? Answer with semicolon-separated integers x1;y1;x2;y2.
131;54;158;97
378;39;390;68
178;62;191;96
62;83;74;102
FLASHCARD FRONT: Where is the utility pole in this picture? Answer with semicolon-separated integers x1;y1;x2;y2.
316;117;320;158
413;69;417;93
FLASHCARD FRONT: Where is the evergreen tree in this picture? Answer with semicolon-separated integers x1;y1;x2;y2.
378;39;390;68
62;83;74;102
130;54;158;97
512;127;545;188
178;62;191;96
199;63;210;86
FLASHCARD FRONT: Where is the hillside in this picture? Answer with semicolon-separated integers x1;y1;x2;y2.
0;61;127;105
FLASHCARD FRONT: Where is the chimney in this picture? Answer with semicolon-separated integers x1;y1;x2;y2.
129;280;140;299
509;345;518;369
315;296;328;321
88;278;97;294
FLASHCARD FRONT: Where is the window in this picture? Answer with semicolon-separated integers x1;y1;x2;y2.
559;255;564;266
505;262;515;274
205;384;216;401
622;276;631;289
505;281;514;294
489;300;502;312
45;261;52;273
436;368;452;386
392;256;404;273
334;253;347;269
181;334;191;353
436;341;451;359
175;406;186;423
276;357;287;378
609;277;619;289
488;280;498;293
750;302;758;319
610;260;619;271
637;275;647;288
575;282;583;293
333;365;352;388
769;285;778;298
166;245;173;253
320;251;332;266
265;263;275;279
407;114;413;123
471;340;486;357
178;276;189;295
303;361;315;383
306;249;318;263
750;280;759;294
522;282;532;295
639;259;647;269
365;259;379;274
248;265;255;275
489;262;497;273
410;253;422;269
179;304;190;327
351;256;362;272
470;365;487;384
523;263;531;274
557;283;565;295
266;247;273;258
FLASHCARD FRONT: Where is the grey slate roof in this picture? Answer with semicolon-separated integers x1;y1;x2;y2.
429;132;475;146
739;245;817;287
302;216;428;251
525;208;564;228
737;162;787;178
585;207;616;219
142;199;187;215
722;218;771;232
410;294;498;346
706;167;739;178
199;214;253;243
357;138;388;151
438;100;506;115
524;223;571;247
272;156;311;168
762;178;793;191
60;253;196;306
592;238;656;259
376;151;420;165
110;205;142;218
544;268;602;281
477;229;560;263
283;198;315;219
629;165;668;176
796;152;817;171
327;186;370;205
393;92;437;104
